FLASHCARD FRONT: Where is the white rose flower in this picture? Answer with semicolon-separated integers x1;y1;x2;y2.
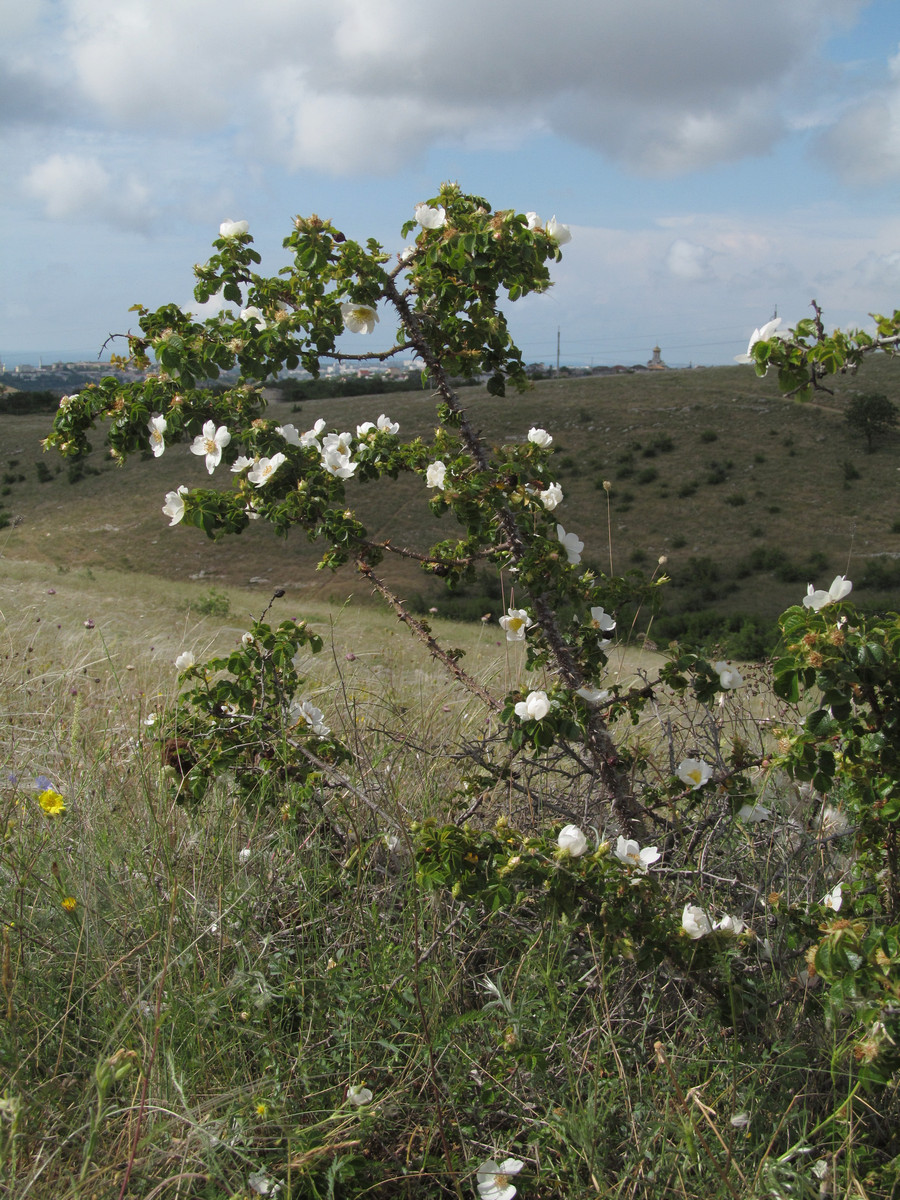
476;1157;524;1200
556;524;584;565
539;482;563;510
321;448;357;479
802;576;852;611
426;461;447;490
275;424;301;446
175;650;195;671
498;608;533;641
189;420;231;475
288;698;330;738
735;317;783;364
714;660;743;689
300;418;327;449
162;485;189;525
340;303;379;335
219;218;249;237
525;212;541;230
589;606;616;637
822;883;843;912
546;216;572;245
682;904;713;939
414;203;446;229
147;414;167;457
714;914;746;935
677;759;714;790
247;453;286;487
558;825;588;857
614;836;661;873
376;414;399;434
322;431;353;457
514;690;550;721
240;305;267;331
528;427;552;447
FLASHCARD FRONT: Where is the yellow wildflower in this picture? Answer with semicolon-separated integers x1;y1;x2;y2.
61;897;77;913
38;789;65;817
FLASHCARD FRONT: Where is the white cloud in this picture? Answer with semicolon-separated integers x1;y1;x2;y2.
25;0;864;178
812;42;900;182
508;207;900;365
666;239;715;281
23;153;155;230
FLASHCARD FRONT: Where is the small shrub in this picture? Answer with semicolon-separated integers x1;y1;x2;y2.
724;493;746;507
843;459;861;482
699;430;718;443
67;457;101;484
636;467;658;485
189;588;232;618
677;481;698;498
846;391;898;452
859;558;900;591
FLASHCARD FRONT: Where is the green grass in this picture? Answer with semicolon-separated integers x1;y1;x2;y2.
2;563;899;1198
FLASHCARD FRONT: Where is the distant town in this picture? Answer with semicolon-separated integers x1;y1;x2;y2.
0;344;690;396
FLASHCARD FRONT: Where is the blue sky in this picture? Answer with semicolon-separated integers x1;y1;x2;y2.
2;0;900;367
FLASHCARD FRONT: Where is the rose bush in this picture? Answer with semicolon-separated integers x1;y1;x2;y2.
43;187;900;1088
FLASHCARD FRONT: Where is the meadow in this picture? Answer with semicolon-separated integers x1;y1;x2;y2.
2;554;883;1200
1;340;900;1200
2;358;900;1198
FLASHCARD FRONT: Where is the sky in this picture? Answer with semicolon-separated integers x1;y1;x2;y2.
2;0;900;368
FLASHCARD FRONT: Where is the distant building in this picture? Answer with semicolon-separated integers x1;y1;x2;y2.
647;345;667;370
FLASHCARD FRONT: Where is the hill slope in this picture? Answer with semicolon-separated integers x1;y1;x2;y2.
2;358;898;649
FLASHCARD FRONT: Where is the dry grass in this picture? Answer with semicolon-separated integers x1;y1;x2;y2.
3;358;899;625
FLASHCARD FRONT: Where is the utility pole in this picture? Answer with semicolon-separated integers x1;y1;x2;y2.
556;326;560;375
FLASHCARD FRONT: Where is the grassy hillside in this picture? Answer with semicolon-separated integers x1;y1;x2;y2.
3;357;899;651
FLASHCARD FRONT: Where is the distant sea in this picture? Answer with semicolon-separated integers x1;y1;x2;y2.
1;351;113;369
